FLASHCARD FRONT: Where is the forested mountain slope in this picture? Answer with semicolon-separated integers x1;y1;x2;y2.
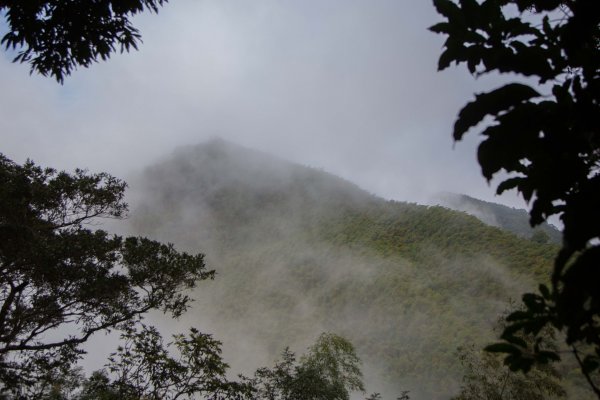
434;192;562;244
128;139;559;399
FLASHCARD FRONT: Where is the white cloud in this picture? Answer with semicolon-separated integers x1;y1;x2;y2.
0;0;526;208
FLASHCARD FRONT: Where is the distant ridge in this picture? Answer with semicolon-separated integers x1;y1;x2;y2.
434;192;562;244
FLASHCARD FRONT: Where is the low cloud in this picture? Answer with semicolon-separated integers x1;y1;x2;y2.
1;0;526;209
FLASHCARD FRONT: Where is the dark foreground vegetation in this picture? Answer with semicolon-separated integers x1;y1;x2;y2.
1;0;598;398
432;0;600;395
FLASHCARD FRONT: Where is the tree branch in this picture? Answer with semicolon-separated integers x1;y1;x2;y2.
572;346;600;398
0;305;151;353
0;281;28;335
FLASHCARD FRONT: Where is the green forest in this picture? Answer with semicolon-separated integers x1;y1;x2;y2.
1;0;598;398
129;139;589;399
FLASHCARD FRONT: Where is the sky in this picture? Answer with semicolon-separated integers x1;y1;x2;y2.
0;0;526;208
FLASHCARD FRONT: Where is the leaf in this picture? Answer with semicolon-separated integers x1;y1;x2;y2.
537;350;561;363
539;284;551;299
522;292;545;312
485;343;521;355
477;138;505;180
453;83;540;140
432;0;461;20
504;335;528;348
429;22;450;34
506;354;534;373
506;311;531;322
437;48;456;71
496;177;523;194
582;355;600;374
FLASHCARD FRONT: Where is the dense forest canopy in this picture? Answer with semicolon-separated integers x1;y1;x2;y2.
128;140;586;398
0;154;210;397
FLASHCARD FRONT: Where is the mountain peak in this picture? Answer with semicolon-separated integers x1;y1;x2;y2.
197;136;254;154
136;139;377;223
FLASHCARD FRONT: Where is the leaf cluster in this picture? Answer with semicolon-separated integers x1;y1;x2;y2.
252;333;365;400
431;0;600;395
77;325;250;400
31;331;390;400
0;0;168;82
455;341;565;400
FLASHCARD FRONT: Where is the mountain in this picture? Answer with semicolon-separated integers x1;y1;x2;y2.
434;192;562;244
127;139;565;399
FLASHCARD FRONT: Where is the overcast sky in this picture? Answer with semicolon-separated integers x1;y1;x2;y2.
1;0;525;207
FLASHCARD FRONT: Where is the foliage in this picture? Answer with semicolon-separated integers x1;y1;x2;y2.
453;344;565;400
74;325;251;400
453;315;566;400
77;371;121;400
0;155;211;397
366;392;410;400
431;0;600;395
252;333;365;400
36;331;383;400
0;0;169;82
437;193;561;243
530;230;550;245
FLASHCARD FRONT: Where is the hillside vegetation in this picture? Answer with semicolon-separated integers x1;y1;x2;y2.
128;139;561;399
434;193;562;244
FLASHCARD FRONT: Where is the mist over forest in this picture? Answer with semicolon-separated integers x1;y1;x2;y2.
121;139;569;399
2;0;597;398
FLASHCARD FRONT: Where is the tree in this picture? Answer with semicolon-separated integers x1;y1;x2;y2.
75;325;251;400
252;333;366;400
453;315;566;400
431;0;600;395
453;344;565;400
530;230;550;245
0;154;212;397
36;332;395;400
0;0;169;83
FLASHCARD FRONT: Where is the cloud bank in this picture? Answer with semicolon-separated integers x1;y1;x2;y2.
1;0;523;207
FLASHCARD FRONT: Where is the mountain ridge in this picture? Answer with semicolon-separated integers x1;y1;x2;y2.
434;192;562;244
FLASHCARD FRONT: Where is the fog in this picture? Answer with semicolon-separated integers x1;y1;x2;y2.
1;1;542;398
95;140;537;399
1;0;524;208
